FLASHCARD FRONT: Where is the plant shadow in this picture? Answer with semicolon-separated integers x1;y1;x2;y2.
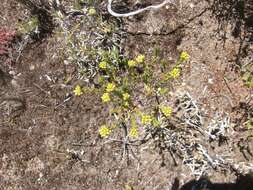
171;174;253;190
209;0;253;69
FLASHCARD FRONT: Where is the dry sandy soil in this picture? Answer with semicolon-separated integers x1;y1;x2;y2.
0;0;253;190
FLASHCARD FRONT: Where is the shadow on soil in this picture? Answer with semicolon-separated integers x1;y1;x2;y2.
210;0;253;69
171;174;253;190
211;0;253;39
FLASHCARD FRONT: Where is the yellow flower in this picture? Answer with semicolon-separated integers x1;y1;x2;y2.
99;61;107;69
129;126;138;138
73;85;83;96
123;93;130;101
128;60;137;67
88;7;96;16
135;54;145;63
169;67;181;78
160;106;172;117
106;83;116;92
101;93;110;102
180;51;190;61
123;101;129;107
99;125;111;137
141;114;152;125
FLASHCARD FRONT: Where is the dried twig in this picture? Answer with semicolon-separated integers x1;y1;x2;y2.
107;0;174;17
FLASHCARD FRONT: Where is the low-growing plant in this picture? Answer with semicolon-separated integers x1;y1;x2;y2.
96;48;189;164
48;0;253;179
17;16;39;35
242;73;253;88
16;0;54;40
52;2;123;81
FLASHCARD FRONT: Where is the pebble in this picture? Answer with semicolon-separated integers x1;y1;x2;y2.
11;79;19;88
30;64;35;70
190;3;194;8
9;70;16;75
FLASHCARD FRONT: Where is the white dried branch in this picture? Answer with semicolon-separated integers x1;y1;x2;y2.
107;0;174;17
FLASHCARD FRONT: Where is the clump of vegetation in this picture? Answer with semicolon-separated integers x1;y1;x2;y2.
16;0;54;36
97;50;189;139
51;0;123;81
242;61;253;88
17;16;39;35
241;61;253;132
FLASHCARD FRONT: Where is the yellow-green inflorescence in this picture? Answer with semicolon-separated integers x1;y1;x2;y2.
141;114;152;125
106;83;116;92
128;54;145;67
99;125;111;137
129;126;138;138
160;106;173;117
73;85;83;96
179;51;190;62
101;92;111;102
88;7;96;16
99;61;107;70
135;54;145;63
169;67;181;78
128;60;137;68
123;93;130;101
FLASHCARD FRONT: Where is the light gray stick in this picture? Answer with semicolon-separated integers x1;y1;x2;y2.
107;0;173;17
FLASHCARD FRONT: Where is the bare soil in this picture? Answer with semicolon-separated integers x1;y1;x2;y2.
0;0;253;190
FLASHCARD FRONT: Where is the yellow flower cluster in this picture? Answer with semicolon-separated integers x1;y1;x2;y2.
73;85;83;96
123;102;129;107
180;51;190;61
135;54;145;63
160;106;172;117
128;54;145;67
88;7;96;16
141;114;152;125
129;126;138;138
128;60;137;67
106;83;116;92
123;93;130;101
99;125;111;137
99;61;107;69
101;92;110;102
169;67;180;78
101;83;116;103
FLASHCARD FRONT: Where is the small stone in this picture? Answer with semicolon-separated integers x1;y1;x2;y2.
208;78;214;84
30;65;35;70
11;79;19;88
64;60;69;65
9;70;16;75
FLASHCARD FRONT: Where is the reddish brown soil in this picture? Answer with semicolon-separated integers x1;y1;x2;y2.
0;0;252;190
